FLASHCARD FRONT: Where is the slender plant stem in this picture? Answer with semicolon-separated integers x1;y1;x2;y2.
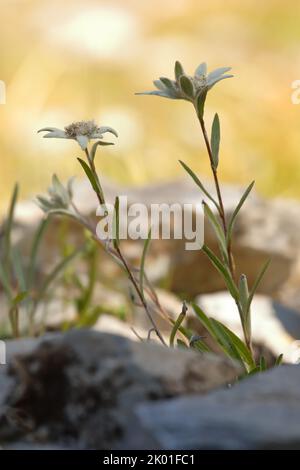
84;147;166;346
197;114;236;278
115;246;166;345
236;301;253;354
195;108;253;352
84;148;105;206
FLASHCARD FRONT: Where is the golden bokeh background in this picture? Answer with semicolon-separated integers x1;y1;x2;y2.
1;0;300;211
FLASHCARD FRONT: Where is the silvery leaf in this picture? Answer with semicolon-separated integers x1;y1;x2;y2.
195;62;207;77
38;127;67;138
52;174;65;195
179;75;194;99
207;74;233;89
98;126;118;138
174;61;185;81
207;67;232;83
135;90;175;99
159;77;174;89
36;196;53;211
76;135;89;150
67;177;75;199
153;79;166;91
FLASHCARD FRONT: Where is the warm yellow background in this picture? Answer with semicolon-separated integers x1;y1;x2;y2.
1;0;300;210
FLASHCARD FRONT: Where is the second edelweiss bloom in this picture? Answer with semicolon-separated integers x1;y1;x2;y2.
136;61;233;102
38;120;118;150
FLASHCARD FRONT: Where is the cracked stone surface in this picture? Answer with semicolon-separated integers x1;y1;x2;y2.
134;364;300;450
0;329;241;449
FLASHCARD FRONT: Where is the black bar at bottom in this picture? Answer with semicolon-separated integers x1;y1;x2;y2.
0;450;297;466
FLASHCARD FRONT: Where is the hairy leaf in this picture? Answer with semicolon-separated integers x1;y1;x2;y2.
210;113;220;169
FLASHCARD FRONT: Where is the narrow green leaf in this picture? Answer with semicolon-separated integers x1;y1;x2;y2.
171;322;190;339
248;366;261;376
28;218;49;287
139;228;151;299
52;174;67;202
3;183;19;272
159;76;174;89
174;61;184;81
189;334;211;353
170;319;212;353
97;141;114;147
275;353;283;366
192;303;216;338
179;160;220;212
210;113;220;169
260;356;267;371
179;75;194;99
192;303;247;367
239;274;251;344
169;301;188;347
113;196;120;249
209;319;243;363
77;158;101;194
11;247;26;291
36;196;53;211
247;259;271;311
203;201;228;265
202;245;239;300
211;319;255;368
227;181;255;244
239;274;249;315
90;140;102;162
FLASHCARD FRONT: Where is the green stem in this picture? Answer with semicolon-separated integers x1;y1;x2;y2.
169;301;187;347
195;107;253;351
84;148;105;206
196;112;236;279
115;245;166;346
84;147;166;346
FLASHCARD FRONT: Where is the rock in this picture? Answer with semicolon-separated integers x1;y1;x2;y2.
9;177;300;299
0;330;241;449
134;364;300;450
93;314;139;340
93;314;170;345
110;178;296;297
189;291;300;363
166;189;296;297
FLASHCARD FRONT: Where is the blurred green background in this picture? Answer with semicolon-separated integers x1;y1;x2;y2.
1;0;300;211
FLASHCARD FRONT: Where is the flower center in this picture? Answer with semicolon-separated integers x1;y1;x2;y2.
192;75;207;91
65;120;99;138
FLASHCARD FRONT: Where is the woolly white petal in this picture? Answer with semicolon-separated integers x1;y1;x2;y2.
90;132;104;139
76;135;89;150
195;62;207;77
206;67;232;83
38;127;67;138
98;126;118;138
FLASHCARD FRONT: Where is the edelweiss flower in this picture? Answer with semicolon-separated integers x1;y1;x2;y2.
36;174;74;212
38;120;118;150
136;61;233;102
